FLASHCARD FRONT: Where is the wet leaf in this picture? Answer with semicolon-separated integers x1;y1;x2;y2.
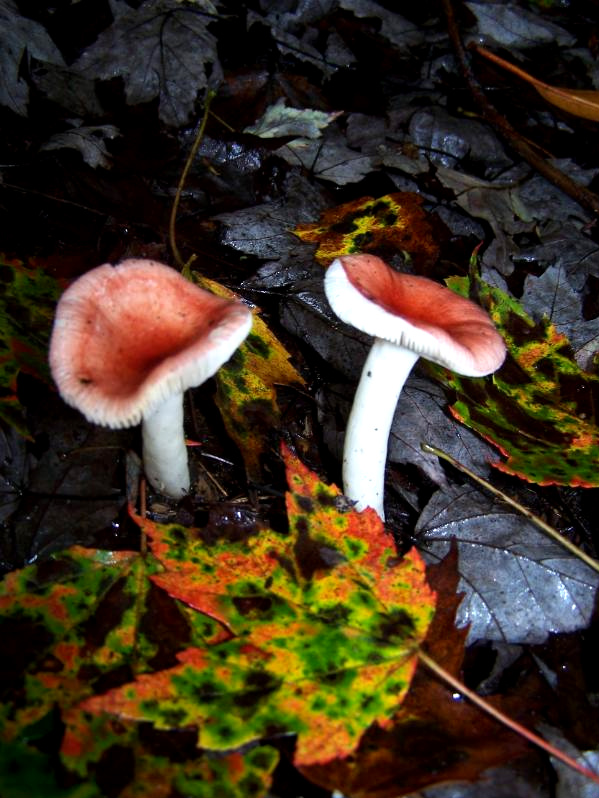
432;275;599;487
416;484;599;644
0;542;275;795
293;193;439;268
72;0;221;127
82;447;436;766
191;273;305;480
244;98;342;139
0;0;65;116
521;263;599;371
0;736;98;798
465;2;575;48
61;711;278;798
0;547;150;739
40;124;121;169
0;256;63;434
476;45;599;122
276;132;378;186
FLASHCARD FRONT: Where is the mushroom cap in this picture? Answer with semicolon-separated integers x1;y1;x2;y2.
324;254;506;377
49;259;253;428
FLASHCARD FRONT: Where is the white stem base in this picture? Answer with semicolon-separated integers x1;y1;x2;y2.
342;340;419;519
142;393;190;498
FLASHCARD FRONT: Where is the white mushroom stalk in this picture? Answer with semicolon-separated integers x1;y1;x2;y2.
324;255;506;520
49;259;252;499
342;340;419;518
142;393;190;498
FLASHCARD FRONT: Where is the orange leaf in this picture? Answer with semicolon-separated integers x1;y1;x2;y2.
475;45;599;122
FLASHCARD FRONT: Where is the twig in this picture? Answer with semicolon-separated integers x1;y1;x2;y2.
418;649;599;785
421;441;599;574
169;90;216;268
441;0;599;218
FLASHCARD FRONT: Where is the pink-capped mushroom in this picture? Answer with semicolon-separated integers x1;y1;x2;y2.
49;259;252;498
324;254;506;519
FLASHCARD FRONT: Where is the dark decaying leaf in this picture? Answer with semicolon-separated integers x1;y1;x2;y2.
0;0;64;116
416;484;598;644
40;124;121;170
72;0;221;127
465;1;575;49
82;446;436;766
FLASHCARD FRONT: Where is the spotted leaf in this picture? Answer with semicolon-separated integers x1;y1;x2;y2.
190;272;305;480
432;276;599;486
83;447;435;766
293;193;439;268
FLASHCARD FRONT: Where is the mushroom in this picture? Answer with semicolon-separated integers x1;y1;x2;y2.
324;254;506;519
49;259;252;498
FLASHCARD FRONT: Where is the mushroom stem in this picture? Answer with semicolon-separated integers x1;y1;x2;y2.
343;339;419;519
142;393;191;498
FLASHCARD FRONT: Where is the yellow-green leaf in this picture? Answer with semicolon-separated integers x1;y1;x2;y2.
191;273;305;479
293;193;439;268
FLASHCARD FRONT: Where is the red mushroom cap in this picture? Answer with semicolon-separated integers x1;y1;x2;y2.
49;259;252;427
325;254;506;377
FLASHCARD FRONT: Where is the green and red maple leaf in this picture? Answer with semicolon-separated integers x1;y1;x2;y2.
79;446;435;765
0;447;436;796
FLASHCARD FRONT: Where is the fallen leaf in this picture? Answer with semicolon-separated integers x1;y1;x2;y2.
277;130;377;186
300;546;536;797
475;45;599;122
521;263;599;370
191;273;305;480
62;711;278;798
433;275;599;487
0;255;63;435
416;483;599;644
465;2;575;48
0;0;64;116
83;447;436;766
294;192;439;267
72;0;221;127
0;542;275;795
40;124;121;169
244;98;342;139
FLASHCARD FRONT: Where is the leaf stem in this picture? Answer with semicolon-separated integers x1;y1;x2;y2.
169;90;216;268
417;649;599;785
421;441;599;575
